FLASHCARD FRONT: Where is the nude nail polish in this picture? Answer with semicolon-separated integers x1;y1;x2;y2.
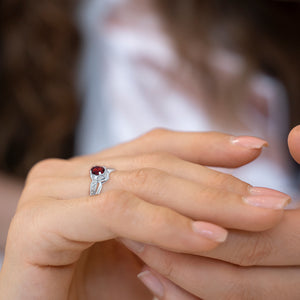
243;188;291;209
249;186;290;198
192;221;228;242
138;270;164;298
231;136;268;149
119;238;145;254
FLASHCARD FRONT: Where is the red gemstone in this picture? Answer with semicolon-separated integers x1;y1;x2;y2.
91;166;105;175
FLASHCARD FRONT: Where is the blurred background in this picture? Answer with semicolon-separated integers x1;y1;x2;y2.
1;0;300;267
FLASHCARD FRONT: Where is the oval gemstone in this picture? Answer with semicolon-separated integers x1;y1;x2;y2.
91;166;105;175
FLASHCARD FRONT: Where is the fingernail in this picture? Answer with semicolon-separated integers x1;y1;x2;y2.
243;190;291;209
119;238;145;254
138;270;164;298
192;221;228;242
249;186;291;198
231;136;268;149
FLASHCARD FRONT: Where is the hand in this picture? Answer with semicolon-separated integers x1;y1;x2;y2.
119;127;300;300
0;130;288;299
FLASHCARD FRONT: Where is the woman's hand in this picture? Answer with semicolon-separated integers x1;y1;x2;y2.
0;130;289;299
122;208;300;300
118;127;300;300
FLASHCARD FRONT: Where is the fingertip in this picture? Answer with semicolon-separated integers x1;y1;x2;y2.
288;125;300;136
219;135;268;168
288;125;300;163
239;187;290;231
231;136;269;150
137;269;165;299
237;196;285;231
192;221;228;243
138;266;200;300
245;209;284;232
225;150;262;168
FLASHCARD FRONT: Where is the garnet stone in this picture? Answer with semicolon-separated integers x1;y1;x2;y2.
91;166;105;175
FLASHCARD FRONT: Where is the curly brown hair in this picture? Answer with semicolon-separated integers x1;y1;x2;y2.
155;0;300;129
0;0;80;177
1;0;299;177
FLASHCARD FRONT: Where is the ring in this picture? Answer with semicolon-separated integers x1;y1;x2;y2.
90;166;115;196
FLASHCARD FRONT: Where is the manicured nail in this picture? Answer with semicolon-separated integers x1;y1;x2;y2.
243;190;291;209
138;270;164;298
119;238;145;254
192;221;228;242
231;136;268;149
249;186;291;199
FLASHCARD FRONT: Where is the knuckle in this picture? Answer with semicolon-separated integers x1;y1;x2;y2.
141;128;169;141
235;232;273;267
195;185;228;205
128;168;161;187
126;168;168;198
214;172;237;188
99;190;135;218
131;168;152;186
213;172;249;194
27;158;65;182
24;177;47;195
23;177;57;199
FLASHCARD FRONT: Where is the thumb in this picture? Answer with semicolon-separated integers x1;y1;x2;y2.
288;125;300;163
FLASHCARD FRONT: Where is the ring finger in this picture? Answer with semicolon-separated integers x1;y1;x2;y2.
22;167;290;232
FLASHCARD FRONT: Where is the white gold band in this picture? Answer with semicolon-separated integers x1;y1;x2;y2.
89;166;115;196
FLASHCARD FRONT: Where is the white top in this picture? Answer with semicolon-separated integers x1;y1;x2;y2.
75;0;298;199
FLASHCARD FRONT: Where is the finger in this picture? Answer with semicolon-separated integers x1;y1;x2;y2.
23;168;290;232
15;191;228;266
110;169;289;231
123;241;300;300
81;153;252;195
200;209;300;267
27;153;251;196
27;149;288;200
137;267;200;300
288;125;300;163
83;129;268;168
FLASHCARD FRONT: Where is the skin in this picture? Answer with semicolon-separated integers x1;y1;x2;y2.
122;126;300;300
0;129;294;299
0;173;23;249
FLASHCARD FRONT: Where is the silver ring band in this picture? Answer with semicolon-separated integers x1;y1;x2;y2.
90;166;115;196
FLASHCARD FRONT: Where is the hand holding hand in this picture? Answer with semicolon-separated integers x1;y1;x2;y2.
122;127;300;300
0;130;288;299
